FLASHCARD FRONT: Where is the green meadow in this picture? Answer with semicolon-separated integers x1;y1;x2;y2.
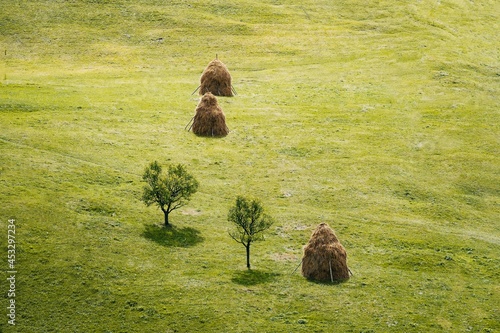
1;0;499;332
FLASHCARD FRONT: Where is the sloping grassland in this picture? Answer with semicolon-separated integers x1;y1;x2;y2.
0;0;499;332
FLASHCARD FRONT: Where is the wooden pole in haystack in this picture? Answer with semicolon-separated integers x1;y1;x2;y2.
301;223;350;283
189;92;229;137
199;57;234;97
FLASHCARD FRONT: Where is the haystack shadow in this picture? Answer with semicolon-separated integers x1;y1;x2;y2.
305;277;349;286
142;224;204;247
231;270;281;286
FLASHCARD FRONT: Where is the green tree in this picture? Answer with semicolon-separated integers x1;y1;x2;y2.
228;196;274;269
142;161;199;227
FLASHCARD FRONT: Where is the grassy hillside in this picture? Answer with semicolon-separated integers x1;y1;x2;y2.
1;0;499;332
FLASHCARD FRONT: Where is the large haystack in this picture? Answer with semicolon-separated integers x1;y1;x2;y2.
301;223;350;282
199;58;234;97
190;92;229;137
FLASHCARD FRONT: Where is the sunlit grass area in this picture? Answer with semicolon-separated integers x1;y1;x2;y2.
1;0;499;332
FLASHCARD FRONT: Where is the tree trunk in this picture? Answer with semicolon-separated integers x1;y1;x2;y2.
162;208;170;227
246;242;251;269
164;203;173;227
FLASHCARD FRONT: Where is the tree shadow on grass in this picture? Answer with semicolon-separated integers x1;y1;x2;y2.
142;224;204;247
231;270;281;286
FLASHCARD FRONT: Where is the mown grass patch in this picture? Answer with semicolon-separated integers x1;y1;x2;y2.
1;0;499;332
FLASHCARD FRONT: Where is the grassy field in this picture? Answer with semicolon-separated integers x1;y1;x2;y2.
1;0;499;332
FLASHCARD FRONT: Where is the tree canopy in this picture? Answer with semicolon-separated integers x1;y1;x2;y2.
142;161;199;227
228;196;274;269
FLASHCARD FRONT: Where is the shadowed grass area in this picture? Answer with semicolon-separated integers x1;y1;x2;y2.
231;270;281;286
142;224;204;247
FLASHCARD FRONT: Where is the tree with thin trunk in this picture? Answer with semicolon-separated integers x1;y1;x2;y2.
228;196;274;269
142;161;199;227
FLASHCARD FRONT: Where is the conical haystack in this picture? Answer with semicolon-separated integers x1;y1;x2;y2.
301;223;350;282
199;58;233;97
191;92;229;137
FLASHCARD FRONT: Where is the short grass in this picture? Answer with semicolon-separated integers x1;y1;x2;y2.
1;0;499;332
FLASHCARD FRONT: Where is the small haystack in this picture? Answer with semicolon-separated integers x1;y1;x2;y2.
189;92;229;137
199;58;234;97
301;223;350;282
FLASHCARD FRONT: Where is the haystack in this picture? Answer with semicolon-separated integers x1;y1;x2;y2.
190;92;229;137
199;58;234;97
301;223;350;282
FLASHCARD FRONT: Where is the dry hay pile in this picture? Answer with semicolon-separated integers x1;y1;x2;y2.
199;58;234;97
301;223;350;282
191;92;229;137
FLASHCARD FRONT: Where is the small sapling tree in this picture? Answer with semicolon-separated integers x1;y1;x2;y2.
142;161;199;227
228;196;274;269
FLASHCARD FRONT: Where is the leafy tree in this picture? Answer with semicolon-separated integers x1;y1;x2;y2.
228;196;274;269
142;161;199;227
